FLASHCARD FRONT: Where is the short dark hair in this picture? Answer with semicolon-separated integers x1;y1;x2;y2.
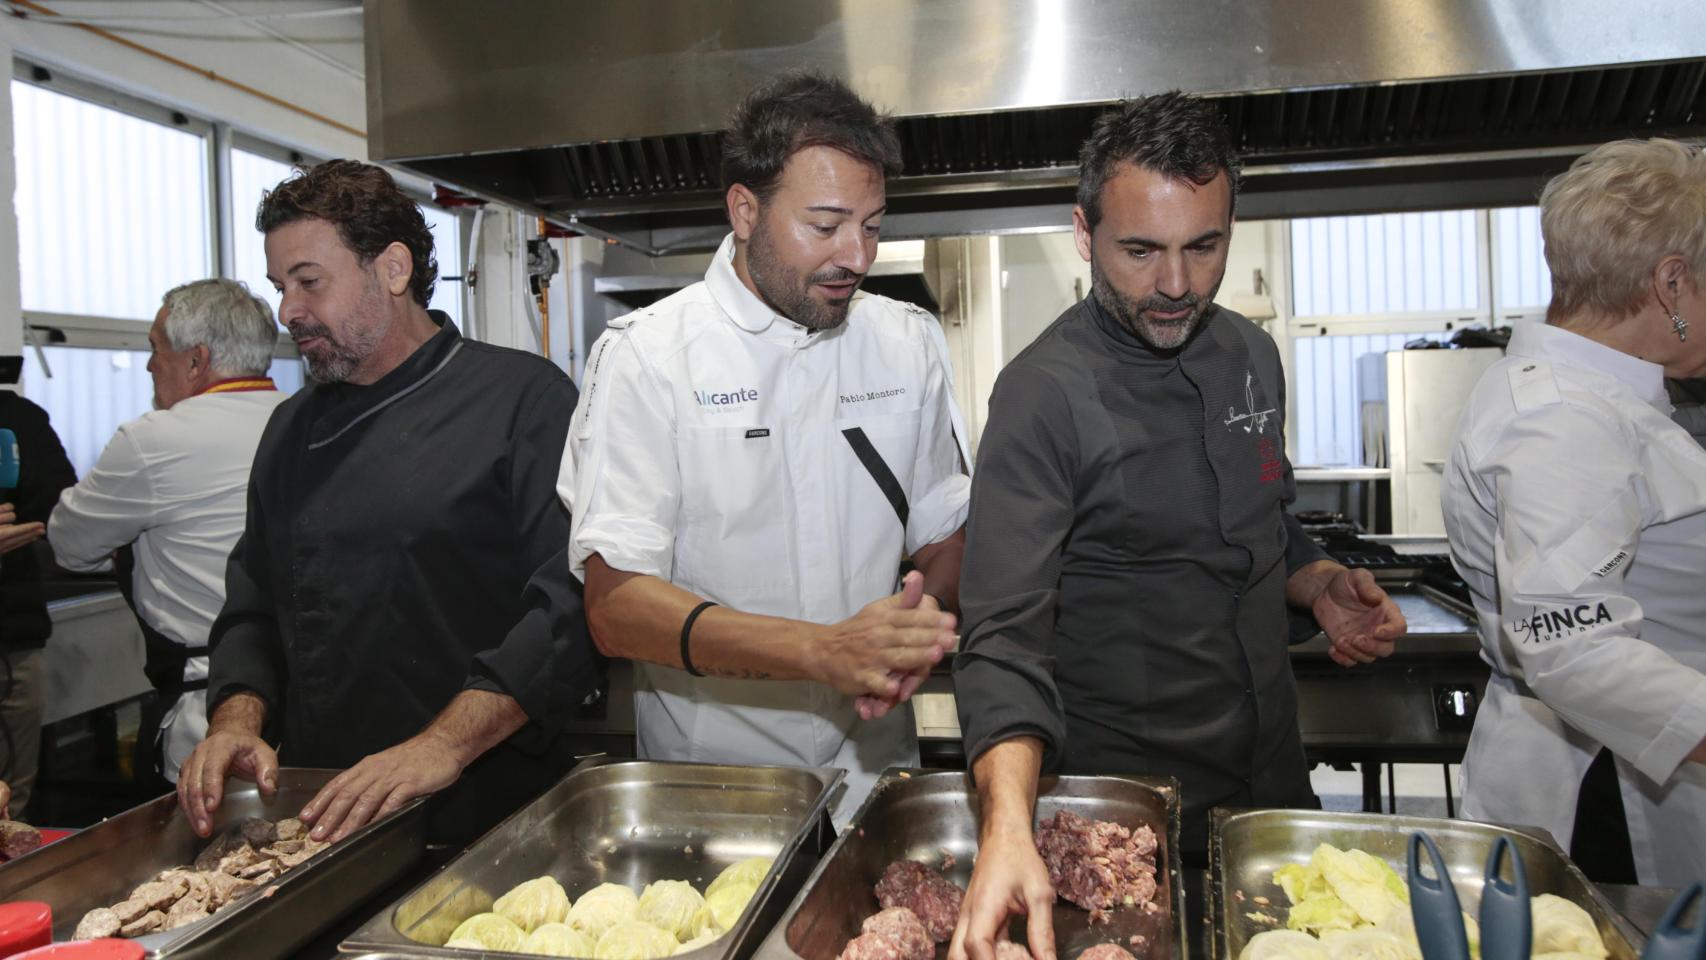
1076;91;1240;229
256;159;438;308
720;70;903;205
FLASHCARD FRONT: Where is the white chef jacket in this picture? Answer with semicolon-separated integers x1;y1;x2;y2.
561;234;971;822
50;385;286;783
1442;321;1706;885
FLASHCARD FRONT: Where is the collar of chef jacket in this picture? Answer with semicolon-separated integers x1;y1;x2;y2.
1507;320;1668;411
305;311;463;450
703;233;837;346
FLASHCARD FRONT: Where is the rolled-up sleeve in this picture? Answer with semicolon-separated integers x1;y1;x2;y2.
49;426;154;572
467;374;600;747
906;315;971;554
561;330;681;582
952;362;1075;773
1491;403;1706;785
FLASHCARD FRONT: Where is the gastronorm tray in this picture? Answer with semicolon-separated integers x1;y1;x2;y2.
1207;808;1643;960
340;757;843;959
0;767;429;959
752;768;1187;960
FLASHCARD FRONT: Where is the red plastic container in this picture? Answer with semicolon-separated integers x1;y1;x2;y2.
0;902;51;956
11;943;145;960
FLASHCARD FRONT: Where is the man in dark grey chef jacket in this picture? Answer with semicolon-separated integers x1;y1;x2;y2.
179;160;596;846
950;93;1406;960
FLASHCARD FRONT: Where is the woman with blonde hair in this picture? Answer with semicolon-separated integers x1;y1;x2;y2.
1443;138;1706;886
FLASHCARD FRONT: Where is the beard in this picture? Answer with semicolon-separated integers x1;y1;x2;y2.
291;276;392;383
1090;257;1218;351
745;222;862;332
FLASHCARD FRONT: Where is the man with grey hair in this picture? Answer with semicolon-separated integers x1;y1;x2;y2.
50;278;287;786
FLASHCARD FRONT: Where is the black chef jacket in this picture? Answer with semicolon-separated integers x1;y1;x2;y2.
207;315;597;844
954;296;1328;852
0;392;77;650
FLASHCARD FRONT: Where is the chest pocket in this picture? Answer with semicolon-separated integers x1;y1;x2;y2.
834;408;923;530
676;423;793;609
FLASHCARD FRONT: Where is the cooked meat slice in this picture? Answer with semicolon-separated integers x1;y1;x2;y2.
192;832;248;873
74;908;121;940
132;877;190;911
854;907;933;960
111;899;150;925
262;838;305;857
217;844;263;876
1034;811;1158;920
165;895;210;929
237;858;281;879
278;847;320;868
274;817;306;841
180;872;212;903
995;941;1035;960
120;910;167;937
874;860;964;943
1077;946;1137;960
205;870;254;907
239;817;278;848
0;821;42;860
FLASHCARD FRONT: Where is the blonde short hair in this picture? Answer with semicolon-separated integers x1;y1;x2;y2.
1540;138;1706;323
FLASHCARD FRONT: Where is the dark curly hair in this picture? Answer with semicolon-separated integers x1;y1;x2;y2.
256;159;438;308
1077;91;1240;229
721;70;903;205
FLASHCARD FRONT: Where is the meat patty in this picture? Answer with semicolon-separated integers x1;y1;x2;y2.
874;860;963;943
74;908;121;940
0;821;42;860
1077;946;1137;960
119;910;166;937
859;907;934;960
1034;811;1158;923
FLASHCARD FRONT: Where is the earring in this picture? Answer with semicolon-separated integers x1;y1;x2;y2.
1673;312;1690;343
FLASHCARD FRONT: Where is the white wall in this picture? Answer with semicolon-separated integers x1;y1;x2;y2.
0;30;19;358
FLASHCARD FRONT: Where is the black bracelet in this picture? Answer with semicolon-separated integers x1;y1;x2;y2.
680;601;717;677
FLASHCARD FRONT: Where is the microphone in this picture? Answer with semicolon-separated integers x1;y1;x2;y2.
0;427;18;494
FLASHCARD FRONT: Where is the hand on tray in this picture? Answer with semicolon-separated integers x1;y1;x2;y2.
1312;567;1405;667
179;730;281;837
297;734;460;843
950;828;1058;960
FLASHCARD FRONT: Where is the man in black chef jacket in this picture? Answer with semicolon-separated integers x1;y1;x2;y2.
178;160;596;846
949;94;1407;960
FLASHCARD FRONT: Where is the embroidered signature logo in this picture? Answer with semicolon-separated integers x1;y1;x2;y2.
1224;371;1277;434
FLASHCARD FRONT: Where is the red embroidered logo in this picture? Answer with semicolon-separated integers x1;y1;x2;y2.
1257;437;1284;484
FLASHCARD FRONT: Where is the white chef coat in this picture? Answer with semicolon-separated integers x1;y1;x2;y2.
50;385;286;783
561;233;971;822
1442;320;1706;886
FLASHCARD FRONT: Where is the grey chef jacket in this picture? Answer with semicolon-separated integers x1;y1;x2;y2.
953;296;1327;851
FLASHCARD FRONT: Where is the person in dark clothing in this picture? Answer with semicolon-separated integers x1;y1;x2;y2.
0;390;78;814
949;94;1407;960
178;160;597;847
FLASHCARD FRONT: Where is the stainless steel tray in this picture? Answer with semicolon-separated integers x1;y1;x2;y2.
753;769;1187;960
0;767;429;959
341;757;844;959
1207;808;1644;960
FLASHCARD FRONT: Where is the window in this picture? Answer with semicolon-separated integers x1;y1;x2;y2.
13;80;211;321
1285;207;1548;468
229;147;298;323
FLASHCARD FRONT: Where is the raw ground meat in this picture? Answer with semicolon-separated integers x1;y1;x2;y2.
1033;811;1158;924
1078;946;1138;960
874;860;964;943
0;821;41;859
838;907;934;960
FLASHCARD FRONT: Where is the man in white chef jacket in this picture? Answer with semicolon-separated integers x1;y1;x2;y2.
49;279;287;785
561;71;969;821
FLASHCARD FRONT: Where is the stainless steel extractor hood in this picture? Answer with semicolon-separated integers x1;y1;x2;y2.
366;0;1706;252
